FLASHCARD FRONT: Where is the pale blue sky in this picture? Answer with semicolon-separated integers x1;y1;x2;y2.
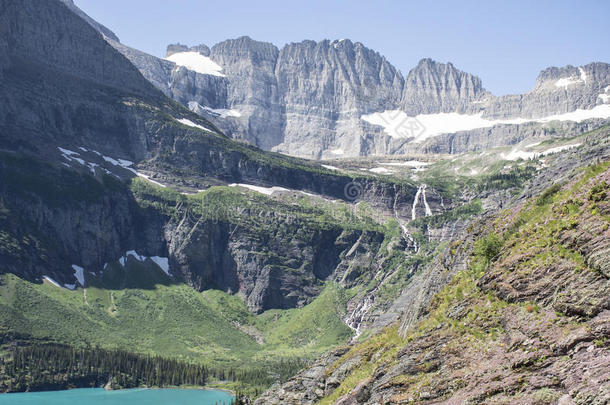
76;0;609;96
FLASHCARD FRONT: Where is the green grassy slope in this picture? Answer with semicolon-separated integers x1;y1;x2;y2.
0;268;354;393
315;162;610;404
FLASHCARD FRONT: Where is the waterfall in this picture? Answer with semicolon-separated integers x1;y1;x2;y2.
412;184;433;220
411;185;423;220
346;295;374;340
422;185;433;217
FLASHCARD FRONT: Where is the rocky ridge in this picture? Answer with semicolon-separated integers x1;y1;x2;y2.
255;129;610;404
109;35;610;158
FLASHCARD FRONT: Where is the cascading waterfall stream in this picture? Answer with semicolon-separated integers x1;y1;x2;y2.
422;186;433;216
411;184;433;220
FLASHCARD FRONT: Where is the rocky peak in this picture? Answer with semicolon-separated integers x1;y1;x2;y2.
273;38;404;157
166;43;211;57
401;58;488;114
276;38;403;108
210;36;279;67
2;0;152;95
533;61;610;91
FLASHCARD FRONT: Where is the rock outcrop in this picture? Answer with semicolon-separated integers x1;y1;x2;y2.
255;130;610;405
400;58;489;115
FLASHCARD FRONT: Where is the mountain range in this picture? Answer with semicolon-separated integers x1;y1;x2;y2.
0;0;608;403
107;33;610;158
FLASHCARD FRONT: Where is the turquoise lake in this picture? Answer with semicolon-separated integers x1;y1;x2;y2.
0;388;234;404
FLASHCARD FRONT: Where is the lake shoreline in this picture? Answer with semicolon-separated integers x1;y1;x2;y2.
1;385;235;397
0;387;236;404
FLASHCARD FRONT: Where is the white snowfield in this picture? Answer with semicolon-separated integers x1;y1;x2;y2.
42;276;63;288
501;143;581;161
554;67;587;88
58;146;168;188
380;160;430;168
114;250;171;276
43;275;77;290
228;183;337;202
579;67;588;84
165;52;226;77
368;167;394;174
362;104;610;142
176;118;214;132
555;77;582;88
136;172;166;188
102;155;135;173
58;147;99;174
71;264;85;286
100;152;166;187
229;183;290;195
188;101;242;118
599;86;610;104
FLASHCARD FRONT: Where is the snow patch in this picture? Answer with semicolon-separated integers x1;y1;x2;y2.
362;110;523;142
543;143;581;155
188;101;242;118
502;150;538;161
114;251;171;276
136;172;166;188
102;155;135;171
150;257;170;276
71;265;85;286
380;160;430;168
599;86;610;104
555;77;581;88
165;52;226;77
100;152;166;188
58;147;79;157
58;147;101;174
329;149;344;155
42;276;62;288
368;167;394;174
321;164;340;171
229;183;289;196
362;105;610;142
176;118;214;132
579;67;587;84
501;143;581;161
534;105;610;123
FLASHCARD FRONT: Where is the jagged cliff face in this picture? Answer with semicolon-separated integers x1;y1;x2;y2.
135;37;404;158
274;39;403;158
400;58;489;115
210;37;283;150
484;63;610;119
110;31;610;158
